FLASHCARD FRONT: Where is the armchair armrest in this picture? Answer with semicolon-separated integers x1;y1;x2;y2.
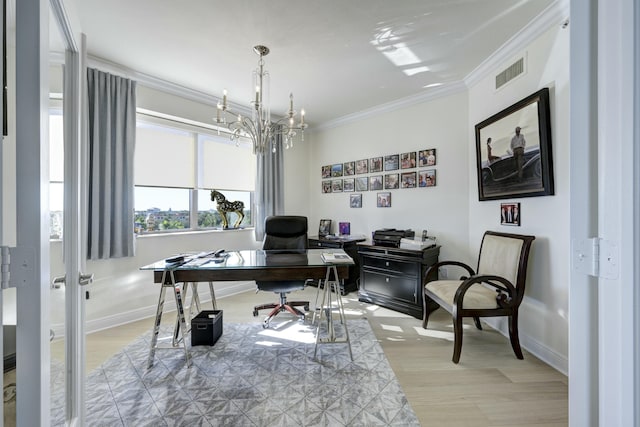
453;274;517;309
425;260;475;282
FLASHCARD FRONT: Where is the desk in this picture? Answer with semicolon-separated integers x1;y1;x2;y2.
141;249;352;367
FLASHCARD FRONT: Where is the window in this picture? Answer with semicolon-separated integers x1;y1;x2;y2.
49;108;256;239
134;114;255;234
134;186;191;233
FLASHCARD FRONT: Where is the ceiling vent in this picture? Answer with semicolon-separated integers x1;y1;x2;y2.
495;57;524;89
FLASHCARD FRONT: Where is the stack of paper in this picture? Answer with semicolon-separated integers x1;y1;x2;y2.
321;252;352;263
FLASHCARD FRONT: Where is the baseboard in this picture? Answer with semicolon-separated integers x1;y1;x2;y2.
483;318;568;376
51;281;255;338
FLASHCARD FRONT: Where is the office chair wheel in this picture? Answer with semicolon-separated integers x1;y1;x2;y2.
304;304;309;312
253;309;259;317
262;318;270;329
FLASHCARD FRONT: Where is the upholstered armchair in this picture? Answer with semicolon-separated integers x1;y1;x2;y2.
422;231;535;363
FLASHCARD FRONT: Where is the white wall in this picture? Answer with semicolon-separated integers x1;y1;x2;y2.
467;25;570;372
310;91;470;262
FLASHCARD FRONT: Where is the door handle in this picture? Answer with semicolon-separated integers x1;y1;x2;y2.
79;273;94;286
52;275;66;289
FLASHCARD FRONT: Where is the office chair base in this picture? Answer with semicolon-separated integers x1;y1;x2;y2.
253;302;310;328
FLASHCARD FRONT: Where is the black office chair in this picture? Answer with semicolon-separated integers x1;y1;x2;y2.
253;216;311;328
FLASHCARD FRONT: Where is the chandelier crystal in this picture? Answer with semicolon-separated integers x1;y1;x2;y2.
215;45;307;154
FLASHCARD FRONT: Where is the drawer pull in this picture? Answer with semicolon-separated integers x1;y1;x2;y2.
385;277;389;282
385;261;389;267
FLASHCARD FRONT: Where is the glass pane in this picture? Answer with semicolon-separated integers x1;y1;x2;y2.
49;111;64;181
198;189;252;228
50;182;64;239
134;186;191;233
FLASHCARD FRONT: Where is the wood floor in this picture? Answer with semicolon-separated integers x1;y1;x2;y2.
19;286;567;426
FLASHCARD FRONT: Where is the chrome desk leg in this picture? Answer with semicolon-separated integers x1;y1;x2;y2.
172;276;192;367
208;281;217;310
149;270;192;368
148;270;168;368
173;281;189;346
312;279;324;325
314;265;353;361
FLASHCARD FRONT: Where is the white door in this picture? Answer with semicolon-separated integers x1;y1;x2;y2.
9;0;86;425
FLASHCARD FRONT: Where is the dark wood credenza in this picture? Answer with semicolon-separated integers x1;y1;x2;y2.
358;244;440;318
308;235;366;294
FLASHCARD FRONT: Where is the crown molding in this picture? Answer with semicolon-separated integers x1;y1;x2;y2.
464;0;570;88
85;55;253;117
314;81;468;132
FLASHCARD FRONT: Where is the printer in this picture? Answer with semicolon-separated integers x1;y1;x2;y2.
372;229;415;248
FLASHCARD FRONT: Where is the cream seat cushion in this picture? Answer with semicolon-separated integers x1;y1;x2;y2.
425;280;499;310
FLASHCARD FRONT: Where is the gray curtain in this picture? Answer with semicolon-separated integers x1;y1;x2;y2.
254;135;285;241
87;68;137;259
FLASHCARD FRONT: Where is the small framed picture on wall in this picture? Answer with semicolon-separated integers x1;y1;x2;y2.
384;173;399;189
350;193;362;208
343;178;355;192
384;154;400;171
344;161;355;176
418;169;436;187
355;159;368;174
377;192;392;208
355;177;368;192
401;171;417;188
500;202;521;226
418;149;437;167
369;175;383;190
370;156;383;173
401;152;416;169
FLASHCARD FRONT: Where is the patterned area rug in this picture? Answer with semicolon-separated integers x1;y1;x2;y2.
52;319;419;426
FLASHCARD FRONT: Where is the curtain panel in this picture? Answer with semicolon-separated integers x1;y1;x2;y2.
254;136;285;241
87;68;137;259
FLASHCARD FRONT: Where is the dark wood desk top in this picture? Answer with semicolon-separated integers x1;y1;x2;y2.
142;249;351;283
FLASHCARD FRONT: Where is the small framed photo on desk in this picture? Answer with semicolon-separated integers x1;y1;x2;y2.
339;222;351;235
319;219;332;236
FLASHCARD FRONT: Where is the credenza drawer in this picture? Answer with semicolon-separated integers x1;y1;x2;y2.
360;270;418;304
361;255;418;276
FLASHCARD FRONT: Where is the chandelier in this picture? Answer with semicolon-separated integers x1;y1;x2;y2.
215;45;307;154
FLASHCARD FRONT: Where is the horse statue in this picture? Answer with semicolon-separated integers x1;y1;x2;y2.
210;190;245;229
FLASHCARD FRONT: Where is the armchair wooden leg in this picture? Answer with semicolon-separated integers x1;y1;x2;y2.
473;316;482;330
422;295;439;329
452;315;464;363
509;311;524;359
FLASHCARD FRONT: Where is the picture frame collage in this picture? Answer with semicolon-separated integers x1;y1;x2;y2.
321;149;438;208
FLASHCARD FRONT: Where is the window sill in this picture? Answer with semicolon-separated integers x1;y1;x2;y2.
135;227;254;239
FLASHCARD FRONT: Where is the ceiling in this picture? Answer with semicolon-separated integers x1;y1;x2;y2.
65;0;555;126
